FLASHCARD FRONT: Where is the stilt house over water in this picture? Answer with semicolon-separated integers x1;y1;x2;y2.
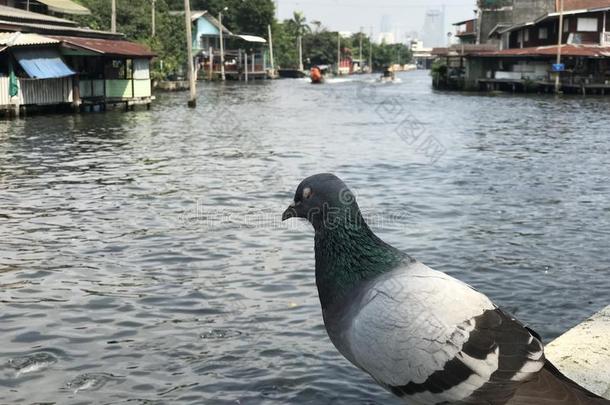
435;0;610;94
172;10;272;80
0;4;155;116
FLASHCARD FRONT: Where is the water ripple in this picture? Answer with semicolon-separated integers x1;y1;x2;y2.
1;72;609;404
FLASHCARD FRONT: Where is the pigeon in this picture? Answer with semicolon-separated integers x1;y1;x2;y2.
282;173;609;405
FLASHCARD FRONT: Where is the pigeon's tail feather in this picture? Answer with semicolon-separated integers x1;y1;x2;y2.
505;361;610;405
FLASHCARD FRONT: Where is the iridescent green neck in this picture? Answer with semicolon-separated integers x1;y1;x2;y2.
314;211;410;310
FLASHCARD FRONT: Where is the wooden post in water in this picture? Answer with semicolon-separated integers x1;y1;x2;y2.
208;46;213;81
238;49;242;80
245;53;249;82
72;76;81;112
555;0;564;94
184;0;196;107
219;11;226;81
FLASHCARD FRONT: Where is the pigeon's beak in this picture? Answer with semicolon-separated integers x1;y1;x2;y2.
282;202;297;221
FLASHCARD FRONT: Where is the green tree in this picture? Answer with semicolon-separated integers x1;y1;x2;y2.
273;21;298;68
287;11;310;70
302;30;339;66
372;43;412;70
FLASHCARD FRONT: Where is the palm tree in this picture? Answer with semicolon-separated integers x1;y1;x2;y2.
289;11;311;71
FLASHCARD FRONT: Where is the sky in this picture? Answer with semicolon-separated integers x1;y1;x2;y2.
276;0;478;42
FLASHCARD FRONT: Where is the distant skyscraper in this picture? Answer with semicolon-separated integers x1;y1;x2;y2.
378;14;396;44
422;7;446;48
381;15;392;33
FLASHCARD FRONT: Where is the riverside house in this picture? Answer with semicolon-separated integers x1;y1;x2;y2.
173;10;272;80
434;0;610;94
0;5;154;116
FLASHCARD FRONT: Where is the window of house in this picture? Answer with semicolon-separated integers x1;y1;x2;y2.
539;27;548;39
104;59;133;80
524;29;530;42
563;18;570;33
577;17;598;32
517;31;523;42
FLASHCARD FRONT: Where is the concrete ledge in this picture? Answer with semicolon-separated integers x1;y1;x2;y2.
545;305;610;399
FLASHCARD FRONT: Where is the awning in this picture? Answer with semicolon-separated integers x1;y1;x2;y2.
14;48;75;79
35;0;91;15
236;34;266;43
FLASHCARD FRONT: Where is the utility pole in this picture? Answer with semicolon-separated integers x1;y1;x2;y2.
337;32;341;75
298;35;303;71
555;0;564;94
184;0;196;107
268;24;275;75
111;0;116;33
219;8;227;81
369;26;373;73
151;0;156;37
359;26;363;73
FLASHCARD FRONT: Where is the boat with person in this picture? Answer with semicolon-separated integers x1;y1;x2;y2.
378;66;396;83
310;65;330;84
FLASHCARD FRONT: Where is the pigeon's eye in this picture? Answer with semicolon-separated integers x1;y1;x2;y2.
303;187;313;200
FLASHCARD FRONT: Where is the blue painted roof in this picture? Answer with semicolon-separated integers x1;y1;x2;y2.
14;48;75;79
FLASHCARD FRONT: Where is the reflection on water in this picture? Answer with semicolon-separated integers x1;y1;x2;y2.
1;71;609;404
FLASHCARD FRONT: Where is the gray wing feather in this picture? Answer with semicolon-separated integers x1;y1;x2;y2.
344;261;544;404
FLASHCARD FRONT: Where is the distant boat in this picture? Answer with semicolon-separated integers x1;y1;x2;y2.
378;66;396;83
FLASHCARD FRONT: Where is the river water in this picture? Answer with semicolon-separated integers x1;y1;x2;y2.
1;71;609;404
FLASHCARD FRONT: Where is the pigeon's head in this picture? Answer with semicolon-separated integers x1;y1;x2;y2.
282;173;360;230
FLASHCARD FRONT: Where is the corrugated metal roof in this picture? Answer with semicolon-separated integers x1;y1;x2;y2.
0;4;77;26
432;44;498;56
52;35;156;57
0;32;59;46
476;44;610;58
36;0;90;15
562;0;610;11
0;19;122;39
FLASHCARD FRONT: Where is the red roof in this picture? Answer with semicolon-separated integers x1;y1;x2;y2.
476;44;610;57
560;0;610;11
51;35;155;57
